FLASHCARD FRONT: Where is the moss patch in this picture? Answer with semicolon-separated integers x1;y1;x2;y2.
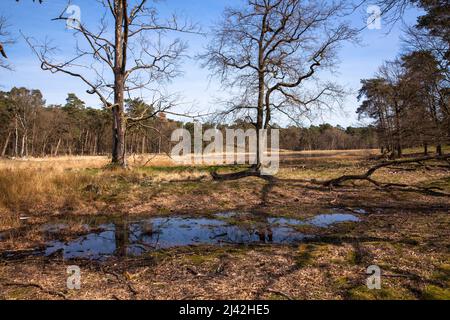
421;285;450;300
348;285;415;300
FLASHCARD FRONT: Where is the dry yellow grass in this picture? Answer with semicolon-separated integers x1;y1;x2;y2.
0;153;207;227
1;149;447;231
0;150;378;171
0;168;93;214
0;154;178;171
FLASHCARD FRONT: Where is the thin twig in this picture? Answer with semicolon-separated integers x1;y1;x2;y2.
266;288;294;300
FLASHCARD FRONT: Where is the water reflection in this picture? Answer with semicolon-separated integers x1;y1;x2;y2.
308;214;360;227
44;212;361;260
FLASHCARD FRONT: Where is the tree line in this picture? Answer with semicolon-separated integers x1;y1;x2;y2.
0;89;379;158
0;89;179;157
357;0;449;157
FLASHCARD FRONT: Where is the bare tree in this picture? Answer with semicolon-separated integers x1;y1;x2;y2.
201;0;357;173
25;0;198;167
1;0;45;68
0;16;12;70
370;0;411;25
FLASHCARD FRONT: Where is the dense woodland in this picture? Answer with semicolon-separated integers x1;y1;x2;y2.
357;51;449;157
0;90;378;157
357;0;449;157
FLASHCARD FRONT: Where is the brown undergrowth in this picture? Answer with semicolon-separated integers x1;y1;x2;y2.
0;150;448;300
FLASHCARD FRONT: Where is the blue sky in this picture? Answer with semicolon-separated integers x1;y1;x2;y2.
0;0;421;127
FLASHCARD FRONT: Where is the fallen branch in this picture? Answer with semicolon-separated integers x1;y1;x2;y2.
211;168;275;182
168;175;209;183
323;154;450;188
3;281;67;299
185;266;208;278
266;288;294;300
101;268;139;296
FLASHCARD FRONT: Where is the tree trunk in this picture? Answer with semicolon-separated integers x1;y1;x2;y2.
255;18;267;169
1;131;11;157
394;106;402;158
41;139;47;157
396;144;402;158
93;135;98;155
111;0;127;167
25;134;29;157
111;95;126;166
14;118;19;157
20;134;26;158
80;129;85;155
54;138;61;157
255;71;264;168
437;144;443;156
84;130;90;155
158;135;161;154
31;123;36;156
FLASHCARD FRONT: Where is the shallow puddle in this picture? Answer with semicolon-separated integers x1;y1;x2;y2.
42;211;361;260
307;214;361;227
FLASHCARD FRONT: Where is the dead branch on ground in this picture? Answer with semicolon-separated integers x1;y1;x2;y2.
323;155;450;192
2;280;67;299
211;168;275;182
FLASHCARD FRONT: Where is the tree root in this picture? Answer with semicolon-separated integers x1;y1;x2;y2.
211;168;275;182
3;281;67;299
209;155;450;198
169;175;209;183
323;154;450;194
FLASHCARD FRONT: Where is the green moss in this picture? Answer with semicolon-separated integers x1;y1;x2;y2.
422;285;450;300
294;244;315;267
346;251;358;265
150;250;173;262
267;293;292;300
138;164;248;174
334;276;350;289
438;263;450;274
6;287;32;299
425;176;450;188
432;264;450;285
187;254;213;265
348;286;415;300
